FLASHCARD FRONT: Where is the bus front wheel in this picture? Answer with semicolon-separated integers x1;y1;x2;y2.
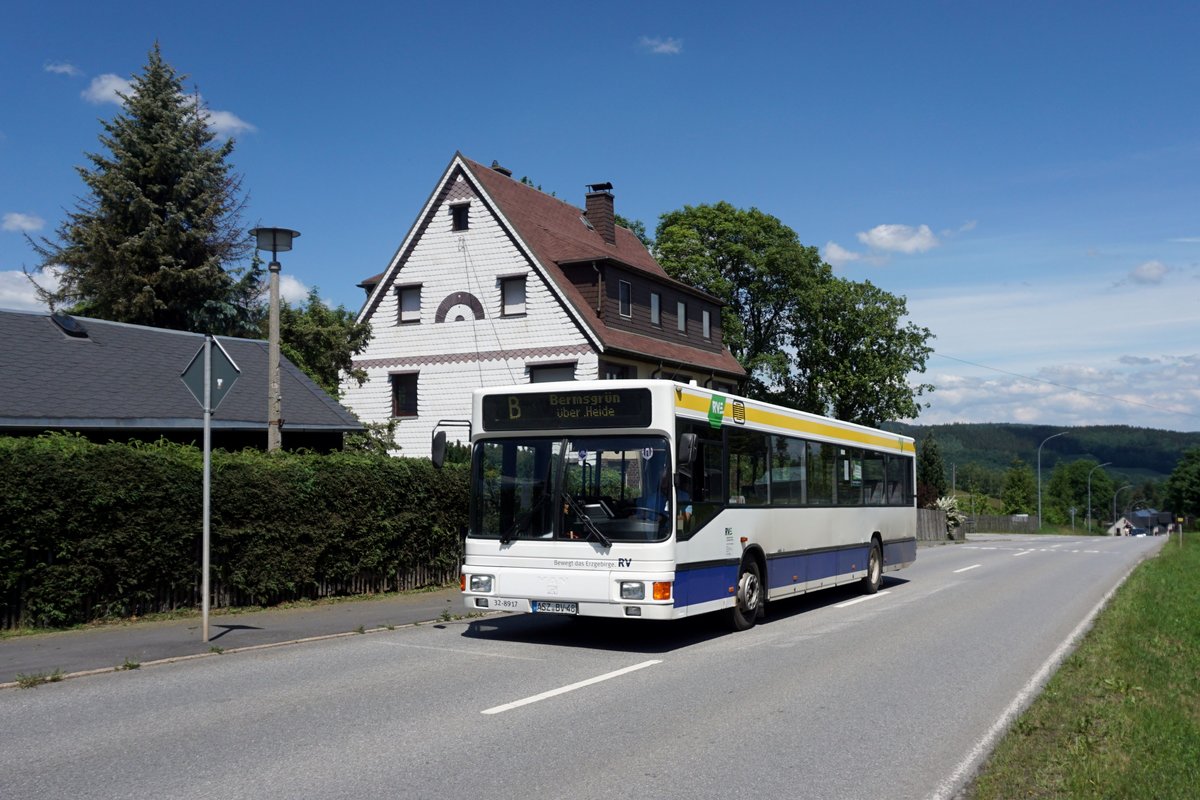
862;539;883;594
730;559;762;631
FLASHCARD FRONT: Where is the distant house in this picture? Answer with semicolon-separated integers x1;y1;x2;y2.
342;153;746;456
0;308;361;452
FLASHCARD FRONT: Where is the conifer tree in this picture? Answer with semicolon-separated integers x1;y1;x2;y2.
917;431;948;507
28;44;261;335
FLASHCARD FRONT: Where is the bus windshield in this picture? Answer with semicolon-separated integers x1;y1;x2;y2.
471;435;674;543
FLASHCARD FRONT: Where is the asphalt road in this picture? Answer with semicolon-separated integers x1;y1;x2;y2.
0;534;1163;800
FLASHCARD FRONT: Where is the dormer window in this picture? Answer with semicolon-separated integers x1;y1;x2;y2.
677;301;687;333
702;309;712;340
650;292;661;326
619;280;632;318
450;203;469;231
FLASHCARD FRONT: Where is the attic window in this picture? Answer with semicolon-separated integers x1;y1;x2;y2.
451;203;469;231
619;280;632;318
580;215;594;231
51;311;89;339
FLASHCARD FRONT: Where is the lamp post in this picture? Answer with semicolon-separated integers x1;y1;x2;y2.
1112;484;1133;534
1037;431;1067;531
1086;461;1111;533
250;227;300;452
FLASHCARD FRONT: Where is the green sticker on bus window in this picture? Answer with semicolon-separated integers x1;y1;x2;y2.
707;395;726;429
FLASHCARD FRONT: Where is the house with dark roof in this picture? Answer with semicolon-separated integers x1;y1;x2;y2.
341;153;746;456
0;308;362;451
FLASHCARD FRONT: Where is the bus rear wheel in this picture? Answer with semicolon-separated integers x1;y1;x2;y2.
730;559;762;631
862;539;883;594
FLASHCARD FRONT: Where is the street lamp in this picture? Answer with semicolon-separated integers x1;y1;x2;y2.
1037;431;1067;531
1086;462;1111;533
1112;484;1133;534
250;227;301;452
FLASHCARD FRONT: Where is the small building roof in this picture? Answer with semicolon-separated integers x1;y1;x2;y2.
0;308;361;437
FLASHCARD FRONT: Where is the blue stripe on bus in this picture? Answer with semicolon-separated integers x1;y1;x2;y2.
674;538;916;609
884;537;917;567
764;545;869;590
673;563;737;608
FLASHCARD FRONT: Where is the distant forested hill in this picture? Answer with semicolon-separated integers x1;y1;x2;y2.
883;422;1200;484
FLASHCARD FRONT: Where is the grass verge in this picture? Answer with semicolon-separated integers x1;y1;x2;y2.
967;533;1199;798
0;583;458;639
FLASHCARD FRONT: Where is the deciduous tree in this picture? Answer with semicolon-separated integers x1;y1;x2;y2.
270;288;372;398
654;202;933;425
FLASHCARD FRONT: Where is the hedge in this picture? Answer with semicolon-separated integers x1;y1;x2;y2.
0;434;468;628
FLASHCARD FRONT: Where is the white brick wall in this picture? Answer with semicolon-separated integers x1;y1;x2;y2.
340;176;600;458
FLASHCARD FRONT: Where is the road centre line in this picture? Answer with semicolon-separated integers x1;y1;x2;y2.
1013;550;1033;557
953;564;982;574
834;590;891;608
482;660;662;715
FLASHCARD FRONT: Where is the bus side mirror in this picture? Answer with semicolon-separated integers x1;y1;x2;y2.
677;433;697;467
431;430;447;469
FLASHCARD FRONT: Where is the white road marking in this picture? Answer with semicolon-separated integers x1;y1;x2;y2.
482;660;662;715
834;590;891;608
953;564;982;574
1013;550;1033;557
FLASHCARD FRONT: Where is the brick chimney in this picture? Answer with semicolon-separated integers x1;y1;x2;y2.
585;182;616;245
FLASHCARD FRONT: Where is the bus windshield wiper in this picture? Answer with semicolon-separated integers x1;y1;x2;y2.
501;492;549;544
561;491;611;548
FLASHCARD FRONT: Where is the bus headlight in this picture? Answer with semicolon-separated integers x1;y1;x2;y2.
469;574;494;593
620;581;645;600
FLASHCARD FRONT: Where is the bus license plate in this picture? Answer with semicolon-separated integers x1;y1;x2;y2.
532;601;578;615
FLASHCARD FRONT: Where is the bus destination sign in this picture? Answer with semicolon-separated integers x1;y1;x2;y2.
482;388;652;431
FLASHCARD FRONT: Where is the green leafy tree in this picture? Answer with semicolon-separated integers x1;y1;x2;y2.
784;276;934;426
268;287;372;397
1045;459;1114;527
917;432;948;507
654;202;933;424
1001;458;1036;515
1164;448;1200;517
27;44;261;336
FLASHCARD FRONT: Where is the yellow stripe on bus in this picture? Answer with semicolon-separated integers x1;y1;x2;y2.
673;389;914;455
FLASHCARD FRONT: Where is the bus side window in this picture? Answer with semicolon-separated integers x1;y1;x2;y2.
676;421;723;537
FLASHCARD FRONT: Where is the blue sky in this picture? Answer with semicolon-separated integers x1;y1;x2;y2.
3;1;1198;431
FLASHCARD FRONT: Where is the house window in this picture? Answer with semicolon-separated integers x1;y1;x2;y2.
501;276;526;316
702;309;712;340
451;203;469;231
529;363;576;383
619;280;632;318
390;373;418;417
600;361;633;380
650;292;661;326
677;301;687;333
398;285;421;324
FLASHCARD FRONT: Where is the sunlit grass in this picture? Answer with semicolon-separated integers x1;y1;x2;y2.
967;534;1200;798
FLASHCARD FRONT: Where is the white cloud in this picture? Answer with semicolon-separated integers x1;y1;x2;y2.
45;62;82;77
203;108;257;139
279;274;311;305
640;36;683;55
903;273;1200;431
0;268;59;311
1129;260;1168;284
82;73;133;104
2;212;44;232
823;241;861;268
857;223;939;254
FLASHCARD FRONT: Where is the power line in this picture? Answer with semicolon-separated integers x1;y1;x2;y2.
931;351;1200;422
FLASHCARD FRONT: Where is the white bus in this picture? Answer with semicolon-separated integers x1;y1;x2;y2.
435;380;916;630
